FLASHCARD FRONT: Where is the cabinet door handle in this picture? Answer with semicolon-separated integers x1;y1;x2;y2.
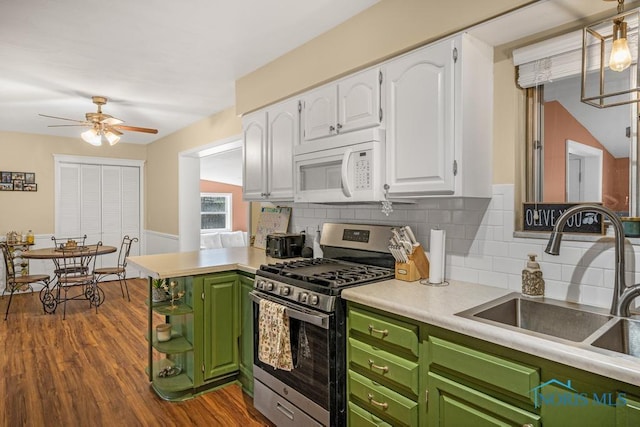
368;324;389;337
336;123;343;131
329;125;336;132
367;393;389;410
368;359;389;373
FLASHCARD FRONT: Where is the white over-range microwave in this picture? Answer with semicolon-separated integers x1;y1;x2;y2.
293;128;386;203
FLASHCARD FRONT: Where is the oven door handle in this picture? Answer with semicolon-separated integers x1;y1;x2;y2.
250;291;330;329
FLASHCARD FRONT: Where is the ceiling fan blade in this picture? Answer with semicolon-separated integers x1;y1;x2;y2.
47;124;91;127
104;125;123;136
38;114;86;123
102;117;123;126
113;125;158;134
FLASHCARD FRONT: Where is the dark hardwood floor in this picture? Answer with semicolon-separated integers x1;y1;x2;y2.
0;278;273;427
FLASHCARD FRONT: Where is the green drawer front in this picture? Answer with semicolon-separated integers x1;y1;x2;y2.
428;372;541;427
348;402;393;427
429;336;539;403
349;338;419;395
349;307;419;356
349;370;418;426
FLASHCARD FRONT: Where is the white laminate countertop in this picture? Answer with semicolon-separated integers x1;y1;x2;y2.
127;246;279;279
342;279;640;388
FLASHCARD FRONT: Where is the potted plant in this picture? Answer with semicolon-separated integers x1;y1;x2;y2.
152;278;168;302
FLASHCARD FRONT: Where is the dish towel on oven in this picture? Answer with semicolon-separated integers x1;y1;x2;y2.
258;299;294;371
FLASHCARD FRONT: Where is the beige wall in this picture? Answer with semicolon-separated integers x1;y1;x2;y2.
235;0;535;115
0;131;146;236
146;107;241;235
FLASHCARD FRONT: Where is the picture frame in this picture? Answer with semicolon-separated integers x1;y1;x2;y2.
1;172;11;183
23;183;37;191
0;182;14;191
25;172;35;184
11;172;25;181
13;179;23;191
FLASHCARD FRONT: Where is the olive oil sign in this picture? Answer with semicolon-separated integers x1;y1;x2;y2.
523;203;604;234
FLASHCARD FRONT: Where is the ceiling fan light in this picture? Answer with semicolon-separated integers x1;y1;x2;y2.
105;131;120;146
81;128;102;146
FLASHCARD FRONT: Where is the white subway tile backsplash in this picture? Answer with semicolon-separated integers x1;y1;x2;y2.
289;184;630;308
478;270;510;288
355;209;371;220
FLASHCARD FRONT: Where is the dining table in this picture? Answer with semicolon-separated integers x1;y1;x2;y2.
22;244;117;314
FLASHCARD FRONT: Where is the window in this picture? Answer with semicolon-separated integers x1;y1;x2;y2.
201;193;232;231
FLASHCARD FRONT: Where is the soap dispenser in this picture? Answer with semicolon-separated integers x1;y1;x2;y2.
522;253;544;297
313;226;324;259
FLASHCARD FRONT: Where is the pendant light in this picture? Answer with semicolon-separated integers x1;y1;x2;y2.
581;0;640;108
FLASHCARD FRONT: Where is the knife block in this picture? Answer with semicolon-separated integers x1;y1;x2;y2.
395;244;430;282
395;260;421;282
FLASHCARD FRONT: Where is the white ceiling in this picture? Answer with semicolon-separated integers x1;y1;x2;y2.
0;0;378;144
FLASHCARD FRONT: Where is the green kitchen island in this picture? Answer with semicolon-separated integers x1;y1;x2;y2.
127;246;280;401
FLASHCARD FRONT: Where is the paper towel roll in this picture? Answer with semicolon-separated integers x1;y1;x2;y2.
428;229;446;284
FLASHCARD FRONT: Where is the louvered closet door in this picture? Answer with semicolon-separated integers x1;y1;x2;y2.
57;162;140;270
82;164;102;246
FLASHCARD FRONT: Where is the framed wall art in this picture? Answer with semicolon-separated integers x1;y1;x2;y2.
0;171;38;191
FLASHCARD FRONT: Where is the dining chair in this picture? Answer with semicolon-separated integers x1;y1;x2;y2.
94;236;138;301
51;235;89;276
1;243;50;320
55;241;103;319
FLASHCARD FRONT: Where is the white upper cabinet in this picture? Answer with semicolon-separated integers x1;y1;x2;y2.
385;33;493;198
242;99;298;201
302;67;381;142
267;99;298;200
242;110;268;200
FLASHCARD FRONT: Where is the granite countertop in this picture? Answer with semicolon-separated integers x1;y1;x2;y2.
127;246;279;279
341;279;640;387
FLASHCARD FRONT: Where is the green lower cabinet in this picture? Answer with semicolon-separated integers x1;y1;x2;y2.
348;401;393;426
202;273;239;381
427;372;541;427
349;370;419;426
617;395;640;426
238;273;254;394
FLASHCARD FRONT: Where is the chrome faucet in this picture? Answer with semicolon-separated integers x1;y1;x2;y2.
545;204;640;317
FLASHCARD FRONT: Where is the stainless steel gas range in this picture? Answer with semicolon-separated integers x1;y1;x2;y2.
250;223;395;427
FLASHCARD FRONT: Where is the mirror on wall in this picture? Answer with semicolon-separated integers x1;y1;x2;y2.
528;71;637;216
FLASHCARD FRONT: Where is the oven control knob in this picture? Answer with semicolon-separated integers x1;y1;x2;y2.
256;280;266;290
281;286;290;296
266;282;274;291
310;295;319;305
299;292;308;303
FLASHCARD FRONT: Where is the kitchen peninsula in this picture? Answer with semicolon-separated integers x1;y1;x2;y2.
127;246;278;401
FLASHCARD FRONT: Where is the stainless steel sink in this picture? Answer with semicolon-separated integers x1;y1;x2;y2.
457;293;613;343
590;318;640;357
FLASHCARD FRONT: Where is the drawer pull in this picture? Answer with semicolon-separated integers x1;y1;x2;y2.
368;359;389;373
367;393;389;410
368;324;389;337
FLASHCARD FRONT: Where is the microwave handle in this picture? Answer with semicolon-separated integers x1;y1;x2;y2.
341;148;353;198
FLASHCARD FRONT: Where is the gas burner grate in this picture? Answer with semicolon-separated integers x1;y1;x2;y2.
258;258;393;288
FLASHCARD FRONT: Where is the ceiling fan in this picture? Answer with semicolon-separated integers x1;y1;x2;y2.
39;96;158;146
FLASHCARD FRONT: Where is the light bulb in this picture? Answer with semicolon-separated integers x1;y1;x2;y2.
81;128;102;146
609;20;632;72
610;38;632;71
